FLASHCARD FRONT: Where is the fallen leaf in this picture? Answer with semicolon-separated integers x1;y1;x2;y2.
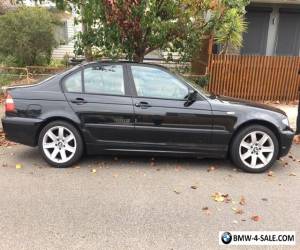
201;207;211;215
251;215;261;222
267;171;274;177
175;165;182;171
0;130;17;147
232;207;244;214
91;169;97;173
289;173;296;176
190;185;198;190
207;166;216;172
239;196;246;206
211;192;230;202
174;189;180;195
16;163;22;169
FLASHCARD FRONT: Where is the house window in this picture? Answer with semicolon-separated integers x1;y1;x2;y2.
276;9;300;56
241;7;272;55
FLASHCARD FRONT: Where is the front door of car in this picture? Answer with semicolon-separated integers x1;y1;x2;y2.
128;65;213;153
63;63;135;148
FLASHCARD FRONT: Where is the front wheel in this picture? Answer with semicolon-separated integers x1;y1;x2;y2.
38;121;83;168
230;125;279;173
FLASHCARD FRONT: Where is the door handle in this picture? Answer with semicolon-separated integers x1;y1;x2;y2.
71;98;87;104
135;101;151;109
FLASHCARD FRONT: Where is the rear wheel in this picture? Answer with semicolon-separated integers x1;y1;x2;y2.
38;121;83;168
230;125;279;173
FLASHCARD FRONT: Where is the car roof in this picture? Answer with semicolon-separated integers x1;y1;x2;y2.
79;60;170;70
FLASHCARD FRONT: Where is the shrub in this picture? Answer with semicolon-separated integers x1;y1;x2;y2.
0;7;58;66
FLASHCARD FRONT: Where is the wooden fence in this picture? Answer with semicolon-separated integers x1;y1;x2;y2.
207;55;300;102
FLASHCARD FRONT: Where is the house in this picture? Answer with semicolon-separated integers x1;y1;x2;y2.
236;0;300;56
19;0;81;60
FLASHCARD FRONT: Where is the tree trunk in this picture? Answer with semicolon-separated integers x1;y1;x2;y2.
132;47;145;62
81;4;93;61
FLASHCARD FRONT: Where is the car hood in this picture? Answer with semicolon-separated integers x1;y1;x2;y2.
211;95;286;116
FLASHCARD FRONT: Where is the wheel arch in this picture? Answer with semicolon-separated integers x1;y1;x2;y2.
36;116;84;146
229;119;281;157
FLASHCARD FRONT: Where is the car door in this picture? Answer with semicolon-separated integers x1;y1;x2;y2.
63;63;135;148
128;64;213;154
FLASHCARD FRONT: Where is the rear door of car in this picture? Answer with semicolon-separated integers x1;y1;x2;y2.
63;62;135;149
127;64;213;154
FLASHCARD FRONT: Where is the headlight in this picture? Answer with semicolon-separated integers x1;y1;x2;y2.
282;117;290;127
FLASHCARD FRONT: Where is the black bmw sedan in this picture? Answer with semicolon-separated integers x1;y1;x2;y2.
1;61;294;172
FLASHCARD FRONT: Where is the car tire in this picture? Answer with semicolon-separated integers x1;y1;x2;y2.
38;121;83;168
230;125;279;173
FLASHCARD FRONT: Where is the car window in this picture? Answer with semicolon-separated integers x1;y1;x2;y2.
131;66;189;100
84;65;125;95
64;70;82;93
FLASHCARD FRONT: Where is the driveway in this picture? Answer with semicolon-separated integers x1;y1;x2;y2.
0;143;299;250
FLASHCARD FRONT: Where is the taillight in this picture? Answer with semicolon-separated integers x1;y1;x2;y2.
4;93;16;112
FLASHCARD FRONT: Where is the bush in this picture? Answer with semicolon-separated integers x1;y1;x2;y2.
0;7;58;66
193;75;210;88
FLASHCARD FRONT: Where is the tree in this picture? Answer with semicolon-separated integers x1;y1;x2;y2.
73;0;192;62
41;0;249;62
210;0;248;54
0;7;58;66
0;0;16;15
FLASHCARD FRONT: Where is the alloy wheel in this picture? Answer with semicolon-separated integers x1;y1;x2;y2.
42;126;77;164
239;131;274;169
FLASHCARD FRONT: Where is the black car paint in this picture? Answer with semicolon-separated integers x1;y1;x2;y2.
1;62;294;159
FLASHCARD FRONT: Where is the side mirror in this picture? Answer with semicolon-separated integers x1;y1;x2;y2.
184;90;198;107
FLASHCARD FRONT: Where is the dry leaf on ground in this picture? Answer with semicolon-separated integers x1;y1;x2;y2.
211;192;230;202
207;166;216;172
232;207;244;214
239;196;246;206
202;206;211;215
251;215;261;222
16;163;22;169
174;189;180;195
0;131;17;147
